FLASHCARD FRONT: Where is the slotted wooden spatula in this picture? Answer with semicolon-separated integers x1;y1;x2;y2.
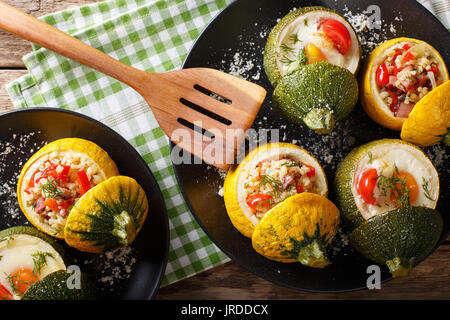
0;1;266;170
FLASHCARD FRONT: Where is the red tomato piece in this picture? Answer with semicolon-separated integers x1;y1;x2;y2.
44;198;60;212
376;63;389;86
403;51;415;62
302;163;316;178
77;170;91;196
429;65;439;75
318;19;351;55
246;194;273;211
388;91;398;112
0;283;13;300
357;168;378;205
296;185;304;194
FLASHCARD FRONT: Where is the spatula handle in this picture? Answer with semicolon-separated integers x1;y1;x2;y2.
0;1;148;91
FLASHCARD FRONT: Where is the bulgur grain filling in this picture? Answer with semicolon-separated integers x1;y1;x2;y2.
22;151;106;231
243;157;319;218
375;42;444;118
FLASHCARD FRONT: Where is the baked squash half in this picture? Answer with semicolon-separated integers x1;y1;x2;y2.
0;226;71;300
64;175;149;253
223;142;328;238
334;139;439;231
264;6;361;87
252;192;340;268
360;37;448;131
17;138;119;239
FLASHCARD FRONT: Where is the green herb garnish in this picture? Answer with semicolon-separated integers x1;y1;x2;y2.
40;177;62;199
421;177;435;201
281;42;294;53
368;152;373;164
31;251;54;277
259;175;283;198
376;170;410;208
280;55;296;65
298;47;308;65
288;33;301;44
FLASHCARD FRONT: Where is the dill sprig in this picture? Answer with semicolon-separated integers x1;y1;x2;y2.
421;177;435;201
298;47;308;65
259;174;283;198
376;170;410;208
40;177;62;199
31;251;54;277
288;33;302;44
281;42;294;53
280;55;296;65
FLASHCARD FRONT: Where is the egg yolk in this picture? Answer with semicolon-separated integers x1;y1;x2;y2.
304;43;327;64
9;267;39;296
391;171;419;205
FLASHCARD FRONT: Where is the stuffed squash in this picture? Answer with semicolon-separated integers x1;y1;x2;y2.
223;142;327;238
17;138;119;239
360;38;448;130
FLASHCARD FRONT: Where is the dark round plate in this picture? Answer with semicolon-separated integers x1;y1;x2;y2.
171;0;450;292
0;108;169;299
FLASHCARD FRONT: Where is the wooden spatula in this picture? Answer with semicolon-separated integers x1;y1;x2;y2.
0;1;266;170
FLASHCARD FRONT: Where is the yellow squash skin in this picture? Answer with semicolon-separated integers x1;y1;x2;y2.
223;142;327;239
17;138;119;239
252;193;340;268
401;80;450;146
360;37;449;131
64;176;148;253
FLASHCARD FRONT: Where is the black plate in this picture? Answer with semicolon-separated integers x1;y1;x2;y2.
172;0;450;292
0;108;169;299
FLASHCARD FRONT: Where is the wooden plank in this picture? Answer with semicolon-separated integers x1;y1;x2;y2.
0;69;27;112
0;0;104;68
156;243;450;300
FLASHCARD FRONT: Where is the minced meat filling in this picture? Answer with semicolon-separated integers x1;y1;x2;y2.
375;42;443;118
22;151;105;231
242;157;318;218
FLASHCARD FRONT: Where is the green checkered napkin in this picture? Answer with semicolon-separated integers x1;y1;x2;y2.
6;0;233;287
5;0;449;287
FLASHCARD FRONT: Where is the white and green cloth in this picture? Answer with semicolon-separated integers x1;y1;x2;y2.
5;0;449;287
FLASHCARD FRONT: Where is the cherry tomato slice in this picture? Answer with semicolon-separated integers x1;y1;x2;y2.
376;63;389;86
357;168;378;205
296;185;304;194
0;283;13;300
246;194;272;211
318;19;351;55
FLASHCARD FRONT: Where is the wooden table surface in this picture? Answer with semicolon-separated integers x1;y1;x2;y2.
0;0;449;300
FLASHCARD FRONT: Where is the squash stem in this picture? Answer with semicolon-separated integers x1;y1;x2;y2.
297;241;330;268
302;108;335;134
112;211;136;245
386;257;411;277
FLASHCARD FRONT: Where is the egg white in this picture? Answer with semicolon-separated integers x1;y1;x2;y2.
0;234;66;299
352;142;439;220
